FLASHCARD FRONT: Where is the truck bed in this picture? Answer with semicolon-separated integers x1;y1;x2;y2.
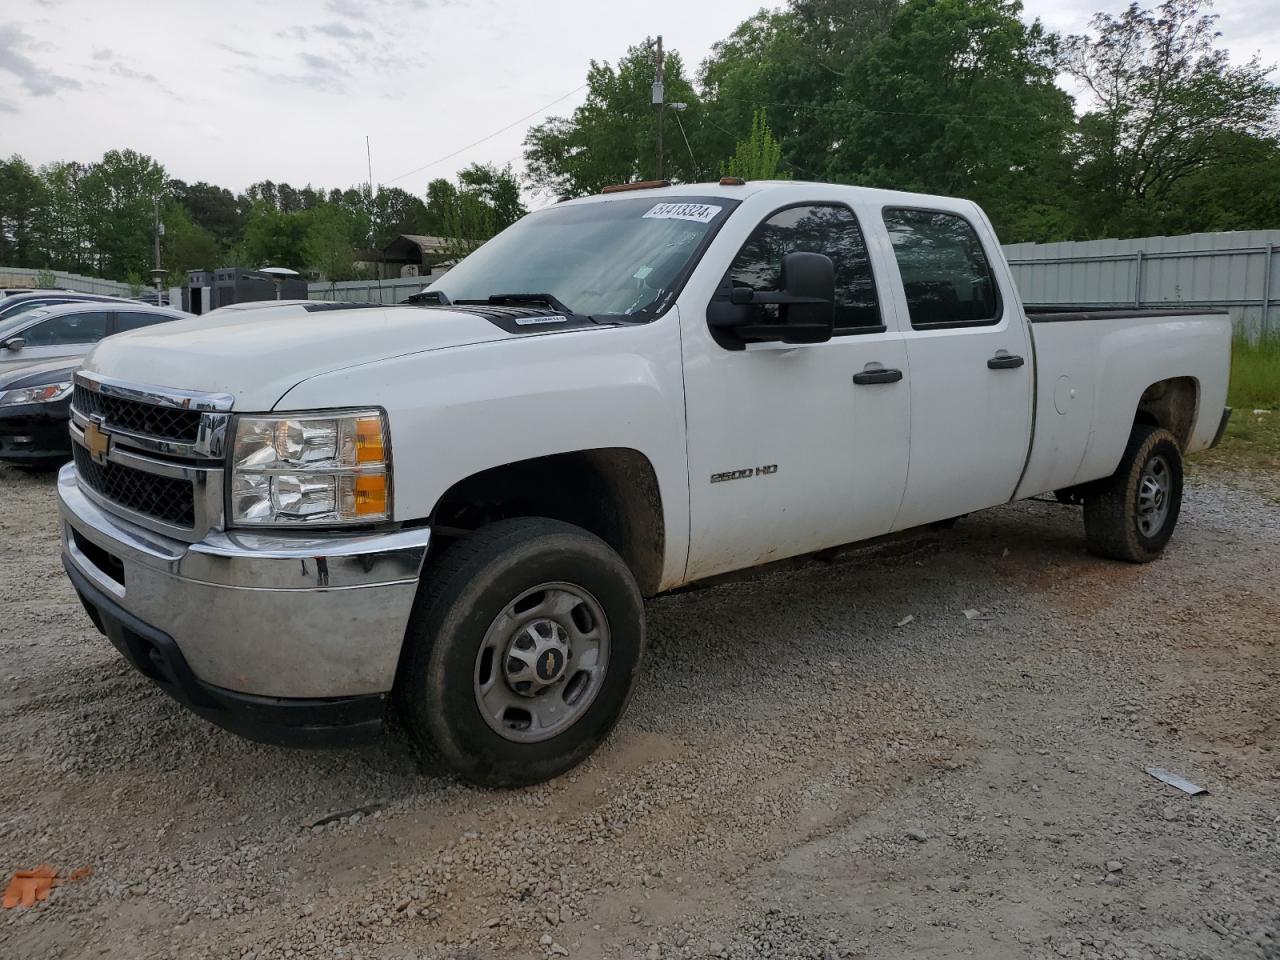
1015;305;1232;503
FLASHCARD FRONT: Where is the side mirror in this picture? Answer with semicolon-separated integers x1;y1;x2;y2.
710;252;836;345
776;251;835;344
2;338;24;352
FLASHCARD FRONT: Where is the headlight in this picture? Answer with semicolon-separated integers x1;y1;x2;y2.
229;410;391;526
0;381;73;406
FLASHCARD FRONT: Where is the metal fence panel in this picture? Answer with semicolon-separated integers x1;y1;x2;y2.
0;267;133;297
307;278;425;304
1002;230;1280;338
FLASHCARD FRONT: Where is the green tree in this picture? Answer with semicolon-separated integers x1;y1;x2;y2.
1158;130;1280;233
457;163;526;230
171;179;242;249
723;110;788;180
525;39;703;198
0;155;49;266
700;2;899;180
235;202;310;271
1064;0;1280;236
833;0;1076;241
161;200;221;279
423;166;528;259
79;149;168;279
369;186;428;246
303;204;361;280
40;160;91;272
439;191;496;260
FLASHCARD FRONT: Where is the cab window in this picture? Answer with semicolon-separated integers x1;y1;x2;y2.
725;204;881;332
21;311;109;346
882;209;999;327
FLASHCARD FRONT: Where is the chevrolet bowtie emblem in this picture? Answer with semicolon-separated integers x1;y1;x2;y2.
83;420;111;465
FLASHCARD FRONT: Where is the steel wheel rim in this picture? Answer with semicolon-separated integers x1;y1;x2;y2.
1136;453;1171;537
473;581;611;744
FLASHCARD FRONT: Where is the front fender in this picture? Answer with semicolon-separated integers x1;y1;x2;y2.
274;318;691;589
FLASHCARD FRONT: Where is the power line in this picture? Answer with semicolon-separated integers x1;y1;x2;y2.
708;94;1054;123
382;84;587;186
671;109;699;180
699;112;824;180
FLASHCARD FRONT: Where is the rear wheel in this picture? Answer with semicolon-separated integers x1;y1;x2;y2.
1083;424;1183;563
397;518;644;787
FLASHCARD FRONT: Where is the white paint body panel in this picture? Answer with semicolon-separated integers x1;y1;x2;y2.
276;318;693;591
1015;311;1232;499
675;183;913;581
79;181;1233;593
83;305;515;410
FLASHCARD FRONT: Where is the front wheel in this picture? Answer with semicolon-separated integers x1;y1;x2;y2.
396;518;645;787
1083;424;1183;563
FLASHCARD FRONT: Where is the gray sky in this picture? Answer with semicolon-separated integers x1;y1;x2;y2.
3;0;1277;199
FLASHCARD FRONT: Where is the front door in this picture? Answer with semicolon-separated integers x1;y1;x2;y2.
880;207;1034;531
2;310;109;367
681;201;911;583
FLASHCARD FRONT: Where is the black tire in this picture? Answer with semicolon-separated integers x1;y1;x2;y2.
396;517;644;788
1083;424;1183;563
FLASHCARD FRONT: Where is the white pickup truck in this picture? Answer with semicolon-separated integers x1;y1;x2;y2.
57;180;1232;786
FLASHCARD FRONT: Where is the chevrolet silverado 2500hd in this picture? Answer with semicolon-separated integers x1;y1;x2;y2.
58;180;1232;786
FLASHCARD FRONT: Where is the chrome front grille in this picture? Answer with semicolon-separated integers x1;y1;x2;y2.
72;384;203;444
69;372;234;540
72;444;196;527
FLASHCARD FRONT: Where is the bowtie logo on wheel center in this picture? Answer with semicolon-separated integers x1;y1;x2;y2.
501;616;574;697
535;647;565;683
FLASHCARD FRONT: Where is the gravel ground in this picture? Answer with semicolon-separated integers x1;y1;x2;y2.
1;461;1276;960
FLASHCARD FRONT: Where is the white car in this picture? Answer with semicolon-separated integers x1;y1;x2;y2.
57;179;1231;786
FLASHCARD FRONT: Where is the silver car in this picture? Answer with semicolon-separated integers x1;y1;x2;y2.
0;301;187;370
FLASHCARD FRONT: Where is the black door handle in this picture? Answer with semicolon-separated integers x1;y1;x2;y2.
988;354;1025;369
852;368;904;385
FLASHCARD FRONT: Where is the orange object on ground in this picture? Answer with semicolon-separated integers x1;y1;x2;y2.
3;865;58;908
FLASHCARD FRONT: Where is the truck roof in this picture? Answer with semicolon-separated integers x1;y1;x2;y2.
560;179;984;215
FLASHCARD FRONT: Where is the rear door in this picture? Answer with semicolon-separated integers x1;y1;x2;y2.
881;207;1033;530
681;200;911;581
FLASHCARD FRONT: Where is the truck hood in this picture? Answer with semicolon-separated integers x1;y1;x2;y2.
82;305;514;410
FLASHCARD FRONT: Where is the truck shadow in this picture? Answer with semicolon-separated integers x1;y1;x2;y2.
35;500;1101;823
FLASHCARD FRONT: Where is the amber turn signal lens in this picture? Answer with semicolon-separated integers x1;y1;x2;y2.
354;417;385;464
352;474;388;516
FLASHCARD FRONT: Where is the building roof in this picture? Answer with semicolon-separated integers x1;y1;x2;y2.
382;234;457;263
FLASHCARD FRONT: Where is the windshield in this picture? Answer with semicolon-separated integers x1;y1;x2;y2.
428;195;737;320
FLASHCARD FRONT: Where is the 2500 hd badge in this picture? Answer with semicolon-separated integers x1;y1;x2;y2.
711;464;778;483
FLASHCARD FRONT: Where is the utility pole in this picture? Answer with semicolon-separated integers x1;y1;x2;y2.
368;135;383;296
151;196;165;305
653;35;665;181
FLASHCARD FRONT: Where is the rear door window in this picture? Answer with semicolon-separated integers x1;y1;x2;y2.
114;311;173;333
882;209;999;327
21;311;110;346
725;203;882;332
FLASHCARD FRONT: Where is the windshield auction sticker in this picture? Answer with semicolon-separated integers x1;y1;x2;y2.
643;202;723;224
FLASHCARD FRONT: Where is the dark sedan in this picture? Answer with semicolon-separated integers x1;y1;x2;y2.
0;357;80;468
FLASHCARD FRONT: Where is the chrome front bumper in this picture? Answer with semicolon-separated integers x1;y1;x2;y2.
57;463;431;701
